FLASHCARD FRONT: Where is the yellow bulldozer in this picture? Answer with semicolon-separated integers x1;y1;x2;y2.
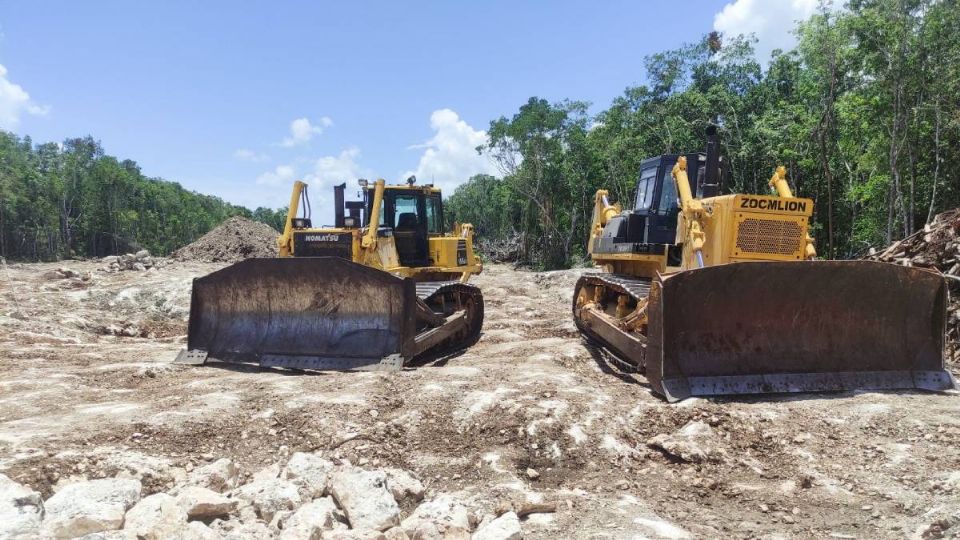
573;127;955;401
176;176;483;371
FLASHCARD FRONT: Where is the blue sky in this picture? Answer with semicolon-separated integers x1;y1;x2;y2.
0;0;820;216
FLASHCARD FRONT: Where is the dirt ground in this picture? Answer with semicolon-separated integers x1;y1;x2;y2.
1;259;958;539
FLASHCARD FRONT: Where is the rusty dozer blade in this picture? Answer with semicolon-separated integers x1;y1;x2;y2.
645;261;956;401
180;257;417;371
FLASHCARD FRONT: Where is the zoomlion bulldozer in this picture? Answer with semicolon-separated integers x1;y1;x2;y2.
573;127;955;401
175;176;483;371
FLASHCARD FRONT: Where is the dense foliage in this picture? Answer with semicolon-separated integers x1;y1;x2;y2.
447;0;960;268
0;133;286;260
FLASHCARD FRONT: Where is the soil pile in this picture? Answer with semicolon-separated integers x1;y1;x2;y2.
171;217;278;263
867;208;960;360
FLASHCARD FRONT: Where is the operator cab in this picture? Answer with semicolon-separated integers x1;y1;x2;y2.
361;177;445;267
595;128;724;264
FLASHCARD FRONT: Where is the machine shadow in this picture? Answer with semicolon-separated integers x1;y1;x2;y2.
582;340;649;387
406;340;477;368
198;360;329;376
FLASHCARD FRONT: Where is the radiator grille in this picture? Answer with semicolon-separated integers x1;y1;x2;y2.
736;218;803;256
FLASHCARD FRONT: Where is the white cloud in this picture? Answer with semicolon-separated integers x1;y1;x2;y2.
280;116;333;147
713;0;827;63
0;64;49;130
245;148;368;222
304;147;366;186
239;109;493;219
256;164;296;185
402;108;498;195
233;148;269;162
293;147;370;225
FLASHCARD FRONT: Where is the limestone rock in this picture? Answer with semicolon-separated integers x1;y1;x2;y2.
43;478;141;538
188;459;240;493
383;469;424;505
401;494;470;537
177;486;238;519
123;493;187;540
329;468;400;532
0;473;44;539
178;521;223;539
252;463;282;483
647;421;724;463
78;531;138;539
321;530;387;539
278;497;343;540
225;521;274;539
383;527;410;540
471;512;522;540
234;477;303;523
283;453;335;498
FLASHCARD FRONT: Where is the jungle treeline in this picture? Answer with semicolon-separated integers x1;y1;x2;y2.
447;0;960;269
0;134;286;260
3;0;958;268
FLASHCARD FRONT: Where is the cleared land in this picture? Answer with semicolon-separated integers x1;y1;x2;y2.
1;259;958;539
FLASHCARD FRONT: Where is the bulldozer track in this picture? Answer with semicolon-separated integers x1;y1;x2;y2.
413;281;484;361
572;273;651;372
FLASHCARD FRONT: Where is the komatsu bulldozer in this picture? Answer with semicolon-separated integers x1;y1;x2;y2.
176;176;483;371
573;127;955;401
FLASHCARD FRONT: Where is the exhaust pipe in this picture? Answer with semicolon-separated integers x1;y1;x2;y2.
700;125;721;198
334;183;346;228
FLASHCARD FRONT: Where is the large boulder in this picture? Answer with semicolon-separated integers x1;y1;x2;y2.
471;512;522;540
77;531;137;539
176;486;238;519
123;493;187;540
283;453;335;498
43;478;141;538
278;497;344;540
172;521;223;540
218;520;275;539
321;531;388;539
383;527;410;540
0;473;44;539
234;477;303;523
188;459;240;493
329;468;400;532
383;469;424;505
401;494;470;538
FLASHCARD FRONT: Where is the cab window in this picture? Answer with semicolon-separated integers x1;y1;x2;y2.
394;194;419;229
657;166;678;214
635;166;657;210
425;196;442;233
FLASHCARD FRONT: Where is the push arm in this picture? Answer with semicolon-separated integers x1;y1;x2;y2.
278;180;306;257
768;166;817;259
672;157;707;267
768;166;794;198
587;190;621;255
362;179;386;249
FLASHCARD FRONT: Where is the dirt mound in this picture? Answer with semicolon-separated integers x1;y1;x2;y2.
171;216;278;263
867;208;960;361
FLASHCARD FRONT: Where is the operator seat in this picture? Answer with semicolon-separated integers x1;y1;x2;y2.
394;212;427;266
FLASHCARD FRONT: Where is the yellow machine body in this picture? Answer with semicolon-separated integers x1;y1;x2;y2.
574;151;953;401
177;178;484;372
278;180;481;282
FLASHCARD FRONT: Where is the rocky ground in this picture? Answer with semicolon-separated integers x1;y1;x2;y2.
1;258;959;539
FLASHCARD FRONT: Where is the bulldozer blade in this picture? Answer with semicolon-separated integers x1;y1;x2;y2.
645;261;955;401
182;257;417;370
